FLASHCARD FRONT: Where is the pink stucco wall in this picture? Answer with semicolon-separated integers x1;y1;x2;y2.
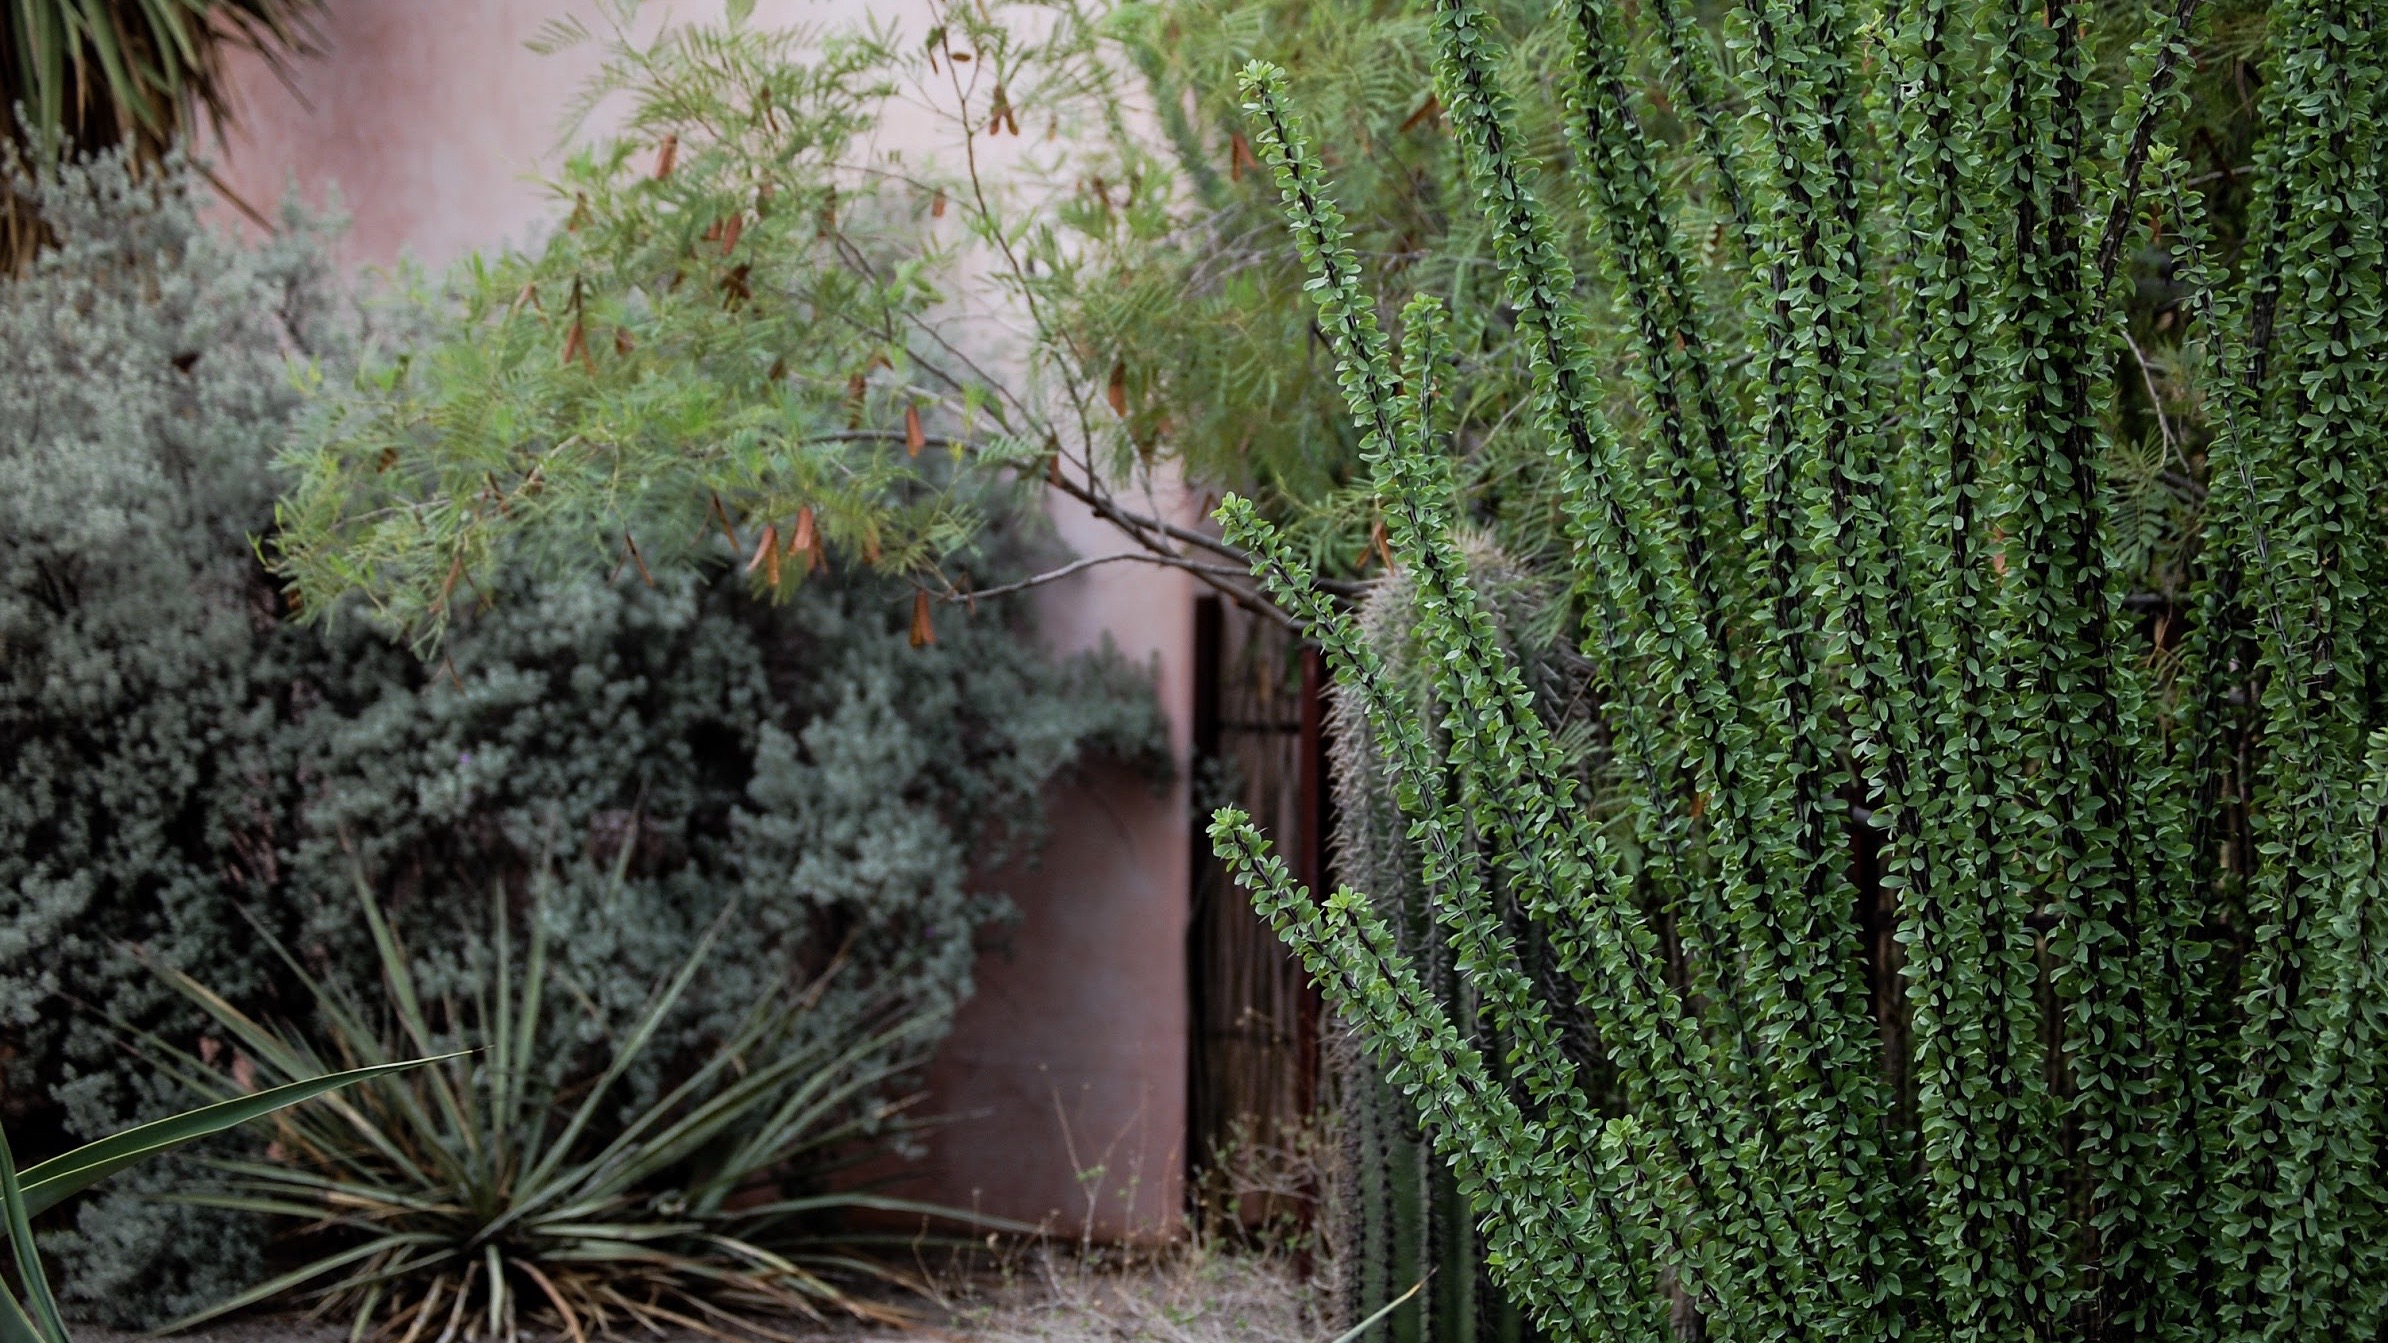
210;0;1192;1238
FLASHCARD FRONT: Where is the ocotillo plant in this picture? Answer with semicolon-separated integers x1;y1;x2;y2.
1208;0;2388;1338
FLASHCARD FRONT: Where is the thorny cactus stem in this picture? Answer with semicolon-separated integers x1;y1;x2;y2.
1209;0;2388;1337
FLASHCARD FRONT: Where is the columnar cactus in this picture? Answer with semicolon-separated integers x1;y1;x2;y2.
1209;0;2388;1336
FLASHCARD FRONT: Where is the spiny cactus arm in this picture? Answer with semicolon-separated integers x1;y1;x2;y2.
2089;0;2209;309
1221;77;1809;1291
1565;0;1935;1313
1217;488;1798;1329
1385;309;1829;1320
1207;813;1671;1343
1235;67;1700;1159
1381;303;1882;1331
1963;1;2196;1325
1411;0;1739;764
2279;733;2388;1319
1870;0;2073;1327
2225;0;2388;777
1553;0;1755;613
1634;0;1757;269
1230;70;1608;1145
2148;106;2325;1343
1549;13;1855;1079
1437;0;1870;1075
2224;733;2388;1340
1418;0;1833;1091
2192;0;2388;1327
2063;8;2280;1328
1545;3;1847;1079
1979;0;2141;839
1729;10;1956;1116
1734;0;1941;837
1420;2;1919;1322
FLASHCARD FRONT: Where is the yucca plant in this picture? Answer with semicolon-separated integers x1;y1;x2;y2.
148;858;982;1343
1;0;318;151
3;1058;438;1343
2;0;319;265
1208;0;2387;1338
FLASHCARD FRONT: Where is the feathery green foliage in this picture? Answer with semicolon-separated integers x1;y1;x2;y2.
268;3;979;644
1208;0;2388;1335
1075;0;1585;577
268;0;1166;645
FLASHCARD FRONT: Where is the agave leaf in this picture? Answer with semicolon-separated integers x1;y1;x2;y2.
505;864;551;1150
692;1234;804;1278
580;1042;856;1195
530;1221;706;1243
0;1288;53;1343
13;1056;456;1220
155;1236;434;1335
163;912;475;1189
700;1042;937;1193
502;1190;642;1227
166;1192;401;1227
0;1124;67;1343
16;0;68;147
480;1243;504;1342
1328;1279;1426;1343
351;869;481;1164
483;899;739;1240
623;1008;938;1204
536;1243;702;1265
557;994;801;1193
136;0;201;70
723;1193;1042;1237
191;1159;470;1216
486;879;513;1175
106;984;425;1180
135;959;325;1085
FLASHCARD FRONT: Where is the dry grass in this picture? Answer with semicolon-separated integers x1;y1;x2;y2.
909;1240;1325;1343
76;1101;1338;1343
74;1241;1323;1343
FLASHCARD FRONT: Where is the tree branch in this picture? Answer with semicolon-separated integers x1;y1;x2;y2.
944;549;1253;600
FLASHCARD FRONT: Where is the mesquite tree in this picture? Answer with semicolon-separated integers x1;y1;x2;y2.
1207;0;2386;1336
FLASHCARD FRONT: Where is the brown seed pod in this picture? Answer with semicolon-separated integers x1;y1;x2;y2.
747;524;780;575
910;590;936;648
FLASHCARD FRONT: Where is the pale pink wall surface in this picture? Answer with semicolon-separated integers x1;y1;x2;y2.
211;0;1193;1238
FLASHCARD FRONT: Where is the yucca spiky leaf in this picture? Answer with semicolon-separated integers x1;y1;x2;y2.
154;859;976;1342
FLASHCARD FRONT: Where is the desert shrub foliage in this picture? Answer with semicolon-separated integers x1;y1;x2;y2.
0;146;1160;1327
1209;0;2388;1338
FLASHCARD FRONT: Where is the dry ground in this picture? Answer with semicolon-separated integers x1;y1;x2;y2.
907;1242;1323;1343
75;1244;1324;1343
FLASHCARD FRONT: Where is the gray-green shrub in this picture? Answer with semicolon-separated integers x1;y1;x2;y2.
0;148;1162;1326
